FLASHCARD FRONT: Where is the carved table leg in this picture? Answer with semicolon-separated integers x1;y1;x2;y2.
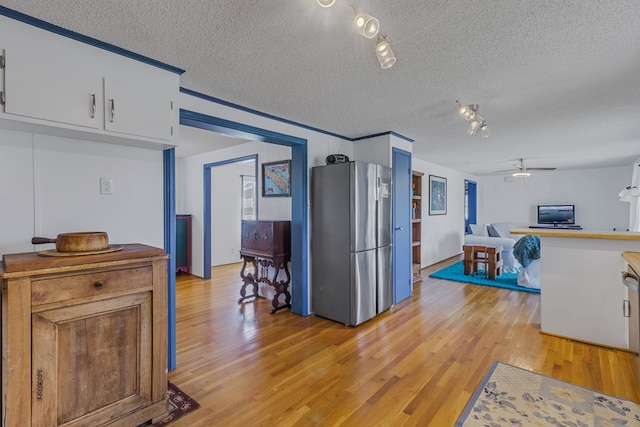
269;261;292;314
238;256;261;303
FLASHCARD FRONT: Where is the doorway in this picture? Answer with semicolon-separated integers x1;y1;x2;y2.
464;179;477;234
164;109;309;370
205;156;258;267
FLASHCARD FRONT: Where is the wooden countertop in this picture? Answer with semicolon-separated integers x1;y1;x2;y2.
511;228;640;240
623;252;640;273
0;243;168;277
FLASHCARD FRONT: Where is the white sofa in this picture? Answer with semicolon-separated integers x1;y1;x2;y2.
463;223;522;273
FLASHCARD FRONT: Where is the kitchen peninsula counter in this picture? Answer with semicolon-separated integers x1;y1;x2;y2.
511;228;640;350
623;251;640;274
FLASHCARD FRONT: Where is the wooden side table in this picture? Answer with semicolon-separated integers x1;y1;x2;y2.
463;244;503;280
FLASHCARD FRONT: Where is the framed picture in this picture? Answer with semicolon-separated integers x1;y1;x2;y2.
262;160;291;197
429;175;447;215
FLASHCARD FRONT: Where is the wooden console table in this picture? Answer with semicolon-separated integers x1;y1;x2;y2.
238;220;291;314
463;244;503;280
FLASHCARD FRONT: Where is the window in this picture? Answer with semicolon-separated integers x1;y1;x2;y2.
241;175;256;220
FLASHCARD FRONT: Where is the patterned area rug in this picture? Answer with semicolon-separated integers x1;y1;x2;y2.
428;261;540;294
456;361;640;426
139;381;200;426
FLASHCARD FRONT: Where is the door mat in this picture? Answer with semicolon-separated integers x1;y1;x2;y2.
455;361;640;426
428;261;540;294
138;381;200;426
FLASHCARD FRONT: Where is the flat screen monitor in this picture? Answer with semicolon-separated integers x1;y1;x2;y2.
537;204;575;225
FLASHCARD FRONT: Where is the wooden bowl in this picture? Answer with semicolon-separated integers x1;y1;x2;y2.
32;232;110;252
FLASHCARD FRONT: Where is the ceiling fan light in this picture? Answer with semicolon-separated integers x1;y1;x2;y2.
355;13;379;38
618;185;640;201
513;171;530;178
317;0;336;7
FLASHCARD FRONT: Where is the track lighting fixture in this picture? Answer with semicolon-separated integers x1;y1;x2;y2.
479;121;490;138
456;101;490;138
467;119;481;135
354;13;379;38
315;0;396;69
316;0;336;7
375;34;396;69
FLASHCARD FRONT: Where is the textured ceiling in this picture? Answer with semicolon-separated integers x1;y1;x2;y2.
2;0;639;174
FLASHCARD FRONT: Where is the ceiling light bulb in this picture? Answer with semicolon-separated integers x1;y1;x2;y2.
467;120;480;135
317;0;336;7
456;103;468;117
513;171;530;178
375;37;396;69
355;13;379;38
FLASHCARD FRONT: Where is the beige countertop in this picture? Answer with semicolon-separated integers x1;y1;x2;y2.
623;252;640;273
511;228;640;241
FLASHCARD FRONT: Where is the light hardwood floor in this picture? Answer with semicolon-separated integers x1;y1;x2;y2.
167;257;640;426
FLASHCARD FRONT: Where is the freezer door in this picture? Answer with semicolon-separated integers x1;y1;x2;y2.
351;249;377;326
351;162;378;252
377;245;393;313
377;165;392;248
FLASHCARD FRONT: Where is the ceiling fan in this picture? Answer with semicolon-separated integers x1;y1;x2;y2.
495;158;557;177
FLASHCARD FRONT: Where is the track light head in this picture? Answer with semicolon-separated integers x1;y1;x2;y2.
316;0;336;7
375;35;396;69
355;13;379;38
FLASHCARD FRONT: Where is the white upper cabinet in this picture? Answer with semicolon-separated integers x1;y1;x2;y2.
2;20;103;130
104;70;174;141
0;14;180;145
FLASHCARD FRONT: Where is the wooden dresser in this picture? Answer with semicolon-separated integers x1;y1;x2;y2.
1;244;169;427
239;220;291;313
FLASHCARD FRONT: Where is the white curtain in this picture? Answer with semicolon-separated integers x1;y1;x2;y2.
630;161;640;232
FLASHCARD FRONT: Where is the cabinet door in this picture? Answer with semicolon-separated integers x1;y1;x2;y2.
31;292;152;426
104;73;174;141
3;35;102;129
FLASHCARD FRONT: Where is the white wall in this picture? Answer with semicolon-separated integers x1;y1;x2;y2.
479;166;631;231
411;157;469;268
0;128;164;256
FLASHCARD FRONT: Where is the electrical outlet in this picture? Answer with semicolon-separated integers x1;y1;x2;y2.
100;177;113;195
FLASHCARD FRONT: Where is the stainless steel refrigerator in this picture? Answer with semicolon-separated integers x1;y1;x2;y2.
311;161;393;326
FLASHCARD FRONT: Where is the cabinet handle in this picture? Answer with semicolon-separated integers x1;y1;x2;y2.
90;94;96;118
110;99;115;122
623;299;631;317
94;281;104;289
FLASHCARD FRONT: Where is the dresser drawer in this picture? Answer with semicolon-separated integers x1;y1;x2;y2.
31;266;153;306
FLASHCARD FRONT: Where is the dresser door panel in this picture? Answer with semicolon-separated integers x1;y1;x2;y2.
31;292;152;426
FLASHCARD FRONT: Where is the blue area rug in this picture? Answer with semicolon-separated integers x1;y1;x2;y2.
428;261;540;294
